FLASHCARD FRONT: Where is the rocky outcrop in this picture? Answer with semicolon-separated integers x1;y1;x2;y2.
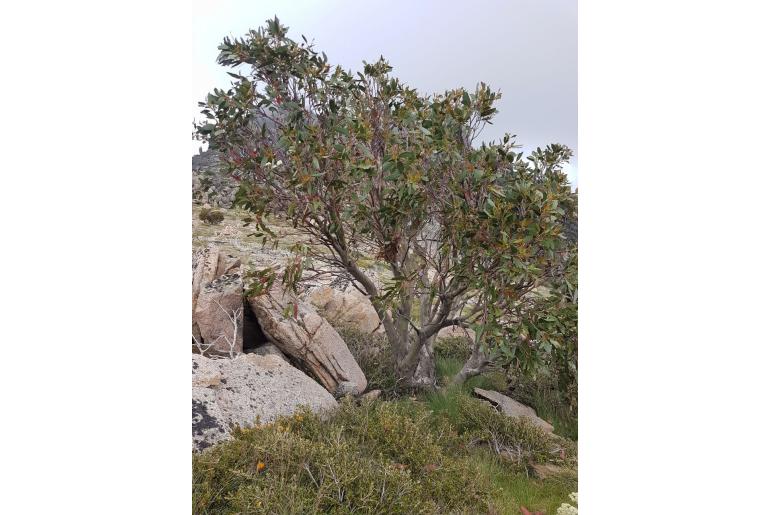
192;150;238;208
473;388;554;433
192;353;338;451
192;246;245;356
194;273;244;356
436;325;475;341
248;283;368;396
308;286;383;334
245;342;287;361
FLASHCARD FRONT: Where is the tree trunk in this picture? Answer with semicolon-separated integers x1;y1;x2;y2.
408;336;436;388
392;333;437;389
448;338;490;387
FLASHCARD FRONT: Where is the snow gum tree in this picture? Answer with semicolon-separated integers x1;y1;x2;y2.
196;18;577;389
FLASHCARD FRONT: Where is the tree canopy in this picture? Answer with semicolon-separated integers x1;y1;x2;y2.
196;17;577;389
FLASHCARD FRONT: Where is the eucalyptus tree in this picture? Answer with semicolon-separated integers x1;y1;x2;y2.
196;18;577;388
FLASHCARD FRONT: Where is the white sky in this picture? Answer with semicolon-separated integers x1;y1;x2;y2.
192;0;577;186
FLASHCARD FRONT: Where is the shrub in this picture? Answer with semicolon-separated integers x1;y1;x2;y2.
434;336;472;362
193;402;493;514
337;326;400;395
198;208;225;225
193;394;576;513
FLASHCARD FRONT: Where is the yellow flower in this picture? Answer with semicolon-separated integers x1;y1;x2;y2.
257;461;266;472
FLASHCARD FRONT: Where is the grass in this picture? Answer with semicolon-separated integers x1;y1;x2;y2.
505;377;578;441
477;453;577;515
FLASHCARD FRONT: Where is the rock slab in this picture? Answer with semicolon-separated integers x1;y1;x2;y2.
248;283;367;396
192;246;244;356
473;388;554;433
308;286;382;334
192;353;338;451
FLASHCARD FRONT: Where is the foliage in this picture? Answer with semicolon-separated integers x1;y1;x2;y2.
193;397;575;514
196;17;577;388
430;343;577;439
434;336;473;362
430;329;577;439
503;252;577;420
337;325;400;395
198;208;225;225
194;401;489;514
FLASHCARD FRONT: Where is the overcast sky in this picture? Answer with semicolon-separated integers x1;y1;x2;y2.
192;0;577;185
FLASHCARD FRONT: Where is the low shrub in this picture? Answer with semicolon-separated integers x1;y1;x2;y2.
433;336;472;362
198;208;225;225
337;326;400;395
193;401;493;514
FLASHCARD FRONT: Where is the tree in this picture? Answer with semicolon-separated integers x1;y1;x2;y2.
196;17;577;388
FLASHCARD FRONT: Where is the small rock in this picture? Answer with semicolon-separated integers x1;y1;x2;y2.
360;389;382;401
335;381;361;397
308;286;383;334
530;462;568;480
246;343;288;362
